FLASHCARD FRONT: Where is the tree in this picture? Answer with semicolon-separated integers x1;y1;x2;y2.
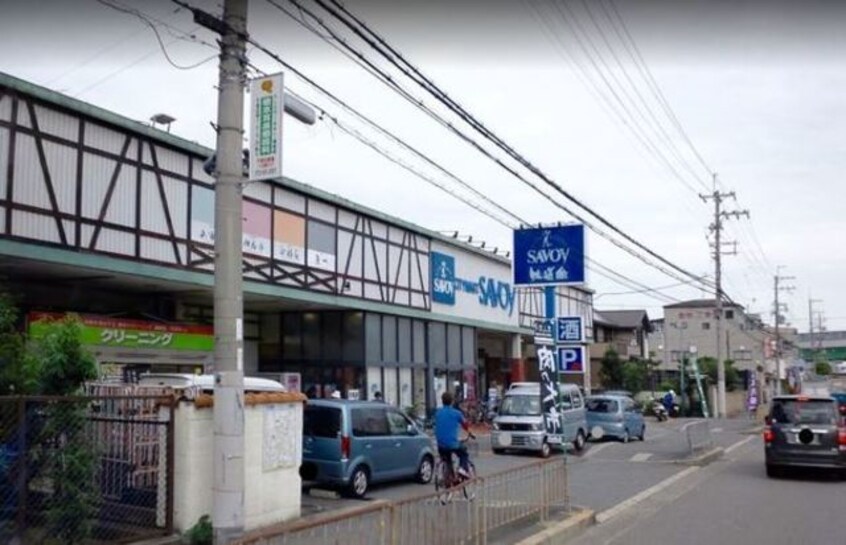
622;358;648;394
28;316;99;544
599;349;624;389
698;357;740;392
815;361;832;376
0;292;40;395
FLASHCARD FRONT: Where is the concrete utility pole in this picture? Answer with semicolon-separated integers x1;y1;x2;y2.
773;268;795;395
700;176;748;418
210;0;248;542
808;296;821;362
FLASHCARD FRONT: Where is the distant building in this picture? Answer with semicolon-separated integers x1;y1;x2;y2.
795;330;846;363
591;309;651;388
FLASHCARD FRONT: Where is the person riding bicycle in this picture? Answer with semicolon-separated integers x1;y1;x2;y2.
435;391;474;478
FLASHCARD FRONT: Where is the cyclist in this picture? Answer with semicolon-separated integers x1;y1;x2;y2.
435;391;474;478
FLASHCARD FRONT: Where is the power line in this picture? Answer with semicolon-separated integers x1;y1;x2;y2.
275;0;719;294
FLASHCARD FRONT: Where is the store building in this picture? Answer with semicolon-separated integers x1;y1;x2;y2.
0;72;594;414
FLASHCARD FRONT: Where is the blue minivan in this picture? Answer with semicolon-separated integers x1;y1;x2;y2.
300;399;436;498
585;395;646;443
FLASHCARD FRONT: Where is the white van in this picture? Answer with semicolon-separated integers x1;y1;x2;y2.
490;382;587;458
138;373;286;396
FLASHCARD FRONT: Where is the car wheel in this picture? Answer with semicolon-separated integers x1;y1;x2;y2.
573;430;586;452
346;466;370;498
620;429;630;443
638;425;646;441
416;455;434;484
540;441;552;458
492;448;506;455
765;464;780;479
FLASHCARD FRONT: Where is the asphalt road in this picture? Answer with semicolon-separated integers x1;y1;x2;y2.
569;431;845;545
302;417;758;517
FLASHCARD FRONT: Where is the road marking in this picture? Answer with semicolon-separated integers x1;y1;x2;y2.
680;420;705;433
595;467;699;524
712;427;723;433
583;442;613;458
724;435;755;454
630;452;652;462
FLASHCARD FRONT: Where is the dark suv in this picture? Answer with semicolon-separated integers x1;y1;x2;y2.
764;395;846;478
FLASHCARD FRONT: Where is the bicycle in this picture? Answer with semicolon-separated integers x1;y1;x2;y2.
434;434;477;504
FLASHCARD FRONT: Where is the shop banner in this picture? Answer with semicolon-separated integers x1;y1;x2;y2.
28;312;214;352
538;345;561;437
249;73;284;181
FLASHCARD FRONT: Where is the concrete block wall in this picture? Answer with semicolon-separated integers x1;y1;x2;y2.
173;400;303;533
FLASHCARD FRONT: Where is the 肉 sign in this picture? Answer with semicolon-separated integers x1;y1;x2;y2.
538;345;561;436
512;225;585;286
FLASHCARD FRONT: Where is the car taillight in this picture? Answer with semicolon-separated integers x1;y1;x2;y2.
838;428;846;448
341;435;351;460
763;427;774;443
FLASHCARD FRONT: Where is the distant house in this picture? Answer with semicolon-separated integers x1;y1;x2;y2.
591;309;652;388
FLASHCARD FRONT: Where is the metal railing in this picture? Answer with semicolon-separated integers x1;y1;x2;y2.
0;395;174;544
236;457;569;545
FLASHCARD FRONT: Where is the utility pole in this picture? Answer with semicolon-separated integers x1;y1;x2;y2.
773;268;795;395
701;176;748;418
808;296;821;363
194;0;249;542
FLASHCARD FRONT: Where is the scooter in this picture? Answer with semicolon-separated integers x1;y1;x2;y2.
652;401;669;422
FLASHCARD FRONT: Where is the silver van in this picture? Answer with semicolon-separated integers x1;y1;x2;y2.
490;382;588;457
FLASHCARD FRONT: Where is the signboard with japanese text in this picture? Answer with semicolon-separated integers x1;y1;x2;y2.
513;225;585;286
249;73;284;181
532;318;555;345
28;312;214;352
557;345;586;373
538;345;562;436
556;316;585;344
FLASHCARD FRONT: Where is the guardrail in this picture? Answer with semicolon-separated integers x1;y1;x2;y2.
685;420;714;454
235;457;569;545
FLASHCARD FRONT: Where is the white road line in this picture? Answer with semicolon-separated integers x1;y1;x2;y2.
630;452;652;462
595;467;699;524
583;442;613;458
724;435;756;454
712;427;723;433
680;420;705;433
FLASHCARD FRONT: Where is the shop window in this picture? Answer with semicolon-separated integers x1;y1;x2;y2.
323;312;343;361
725;310;735;320
382;316;398;364
447;324;461;365
343;312;364;362
702;322;711;330
303;313;320;360
352;407;389;437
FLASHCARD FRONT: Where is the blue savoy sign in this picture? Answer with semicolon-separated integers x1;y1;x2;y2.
512;225;585;286
431;252;456;305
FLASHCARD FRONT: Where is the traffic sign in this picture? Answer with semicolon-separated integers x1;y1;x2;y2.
557;345;586;373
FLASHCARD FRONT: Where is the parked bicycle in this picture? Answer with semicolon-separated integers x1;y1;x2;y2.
434;434;477;504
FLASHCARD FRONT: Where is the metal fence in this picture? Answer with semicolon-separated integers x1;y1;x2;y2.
236;457;570;545
0;395;174;544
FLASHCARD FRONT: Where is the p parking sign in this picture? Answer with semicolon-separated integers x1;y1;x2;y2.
557;346;585;373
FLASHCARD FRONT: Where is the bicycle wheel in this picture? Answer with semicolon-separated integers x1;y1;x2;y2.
461;462;477;501
434;460;453;505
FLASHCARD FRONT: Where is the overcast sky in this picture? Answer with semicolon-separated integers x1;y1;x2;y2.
3;0;845;331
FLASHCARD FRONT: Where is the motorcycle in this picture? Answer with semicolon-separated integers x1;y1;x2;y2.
652;401;669;422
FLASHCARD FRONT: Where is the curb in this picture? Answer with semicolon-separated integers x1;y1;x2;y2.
513;507;596;545
675;446;724;466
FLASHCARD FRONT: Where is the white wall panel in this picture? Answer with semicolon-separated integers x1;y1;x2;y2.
308;200;335;223
104;166;137;227
153;145;188;177
13;135;49;209
0;127;8;199
16;102;31;129
43;140;76;214
140;171;169;235
243;181;271;203
388;244;408;288
338;209;357;229
0;96;10;122
62;220;75;246
369;220;387;239
363;239;387;282
275;187;305;213
96;227;135;257
11;210;60;243
84;123;126;156
140;236;176;264
413;252;429;292
364;283;383;301
192;158;213;185
33;105;78;141
388;226;405;244
0;205;6;234
162;175;188;238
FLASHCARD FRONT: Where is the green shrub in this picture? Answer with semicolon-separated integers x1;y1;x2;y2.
184;515;213;545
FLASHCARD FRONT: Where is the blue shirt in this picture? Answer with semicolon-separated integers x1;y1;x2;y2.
435;406;465;449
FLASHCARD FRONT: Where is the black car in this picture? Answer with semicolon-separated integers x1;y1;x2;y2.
764;395;846;478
